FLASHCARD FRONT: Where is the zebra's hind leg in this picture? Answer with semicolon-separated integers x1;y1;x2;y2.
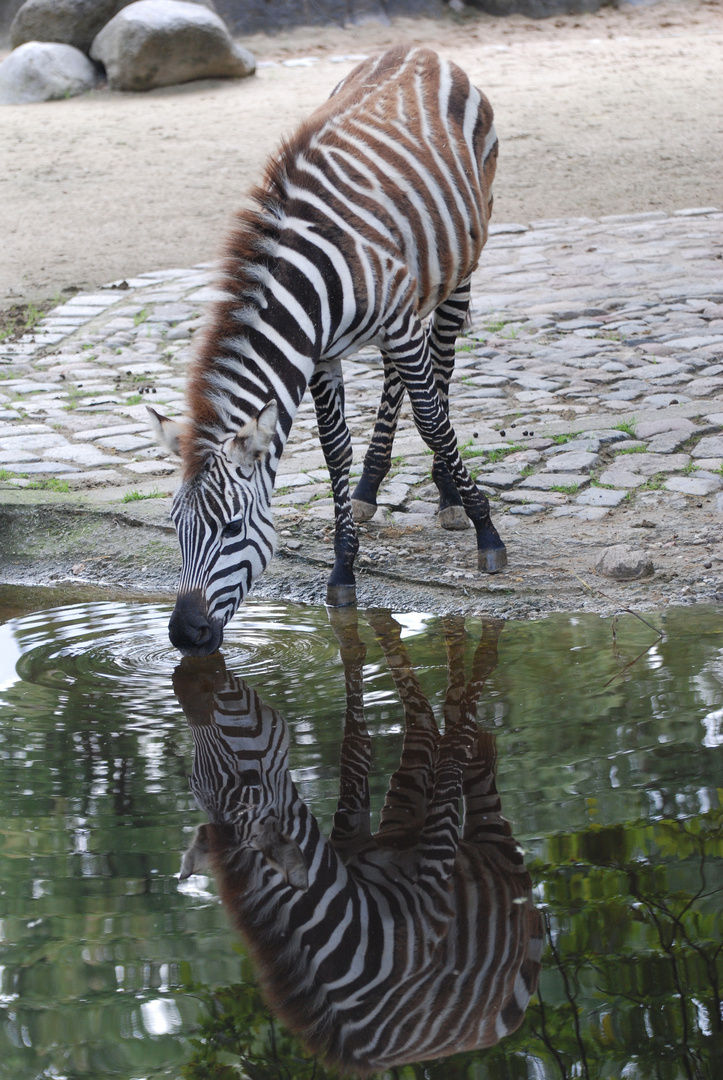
385;310;507;573
428;278;474;532
366;611;439;847
350;355;405;523
327;607;373;861
310;361;359;606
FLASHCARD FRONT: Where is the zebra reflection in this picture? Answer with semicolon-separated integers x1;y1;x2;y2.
174;613;542;1073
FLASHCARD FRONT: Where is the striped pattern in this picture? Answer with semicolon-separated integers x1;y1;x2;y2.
161;45;506;655
176;615;542;1072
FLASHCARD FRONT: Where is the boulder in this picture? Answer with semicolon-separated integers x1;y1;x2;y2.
90;0;255;92
594;545;654;582
0;41;97;104
11;0;125;52
10;0;216;54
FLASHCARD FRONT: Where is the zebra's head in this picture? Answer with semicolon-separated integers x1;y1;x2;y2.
148;401;279;656
173;655;309;890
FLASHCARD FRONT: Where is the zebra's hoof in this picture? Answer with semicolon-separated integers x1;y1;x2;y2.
351;498;377;523
438;505;470;531
478;546;508;574
326;583;357;607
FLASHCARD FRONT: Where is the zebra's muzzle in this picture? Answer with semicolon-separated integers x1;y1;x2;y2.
169;592;223;657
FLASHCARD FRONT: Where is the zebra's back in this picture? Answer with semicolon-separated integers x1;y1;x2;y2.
262;44;497;324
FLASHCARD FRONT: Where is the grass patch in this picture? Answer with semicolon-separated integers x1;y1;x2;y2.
27;477;70;493
0;295;61;343
618;445;647;455
121;487;168;503
551;432;583;446
0;469;70;492
126;394;144;405
484;318;509;334
520;464;535;478
615;418;637;437
486;444;524;463
550;482;580;494
640;473;668;491
134;309;149;327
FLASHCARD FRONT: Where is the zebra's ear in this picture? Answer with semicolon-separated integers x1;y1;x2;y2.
179;824;212;880
147;406;183;456
223;399;278;471
250;818;309;891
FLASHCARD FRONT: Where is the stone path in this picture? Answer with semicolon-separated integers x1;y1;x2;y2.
1;208;722;546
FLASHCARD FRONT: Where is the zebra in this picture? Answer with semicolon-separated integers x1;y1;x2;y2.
149;45;506;657
175;612;542;1073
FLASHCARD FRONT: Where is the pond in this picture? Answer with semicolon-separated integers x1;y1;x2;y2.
0;585;721;1080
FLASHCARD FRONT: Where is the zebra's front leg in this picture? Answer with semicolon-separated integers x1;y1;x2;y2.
429;278;474;532
350;356;405;523
310;362;359;606
386;310;507;574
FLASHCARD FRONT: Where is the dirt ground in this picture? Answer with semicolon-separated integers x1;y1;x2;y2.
1;0;722;314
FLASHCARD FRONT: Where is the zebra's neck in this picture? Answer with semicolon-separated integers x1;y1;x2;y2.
184;209;323;477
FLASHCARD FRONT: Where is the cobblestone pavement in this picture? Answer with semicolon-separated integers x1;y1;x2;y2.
1;207;722;608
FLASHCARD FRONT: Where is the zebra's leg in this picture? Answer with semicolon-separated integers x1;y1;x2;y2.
441;619;513;856
366;611;438;846
309;361;359;606
428;279;473;532
327;607;373;861
350;355;405;523
385;309;507;573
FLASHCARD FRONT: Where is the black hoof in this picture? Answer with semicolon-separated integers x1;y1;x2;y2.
351;498;377;523
326;583;357;607
478;546;508;574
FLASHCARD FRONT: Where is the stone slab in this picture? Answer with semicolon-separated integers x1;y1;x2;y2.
576;488;629;507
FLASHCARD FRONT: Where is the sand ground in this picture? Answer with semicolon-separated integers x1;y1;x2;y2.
1;0;722;316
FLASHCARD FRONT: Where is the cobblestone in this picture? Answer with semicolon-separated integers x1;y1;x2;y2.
0;208;721;549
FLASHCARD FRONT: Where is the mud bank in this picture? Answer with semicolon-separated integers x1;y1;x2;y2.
1;491;720;620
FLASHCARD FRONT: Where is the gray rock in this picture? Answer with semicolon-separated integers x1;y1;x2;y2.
508;503;546;515
11;0;124;52
475;471;519;489
664;476;722;496
10;0;215;53
544;438;602;456
0;41;97;104
576;488;628;507
597;468;647;489
545;451;598;472
692;435;723;459
519;472;589;491
90;0;255;92
594;545;654;581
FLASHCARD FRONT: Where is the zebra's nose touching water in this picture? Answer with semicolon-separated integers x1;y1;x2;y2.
150;46;507;656
173;612;542;1073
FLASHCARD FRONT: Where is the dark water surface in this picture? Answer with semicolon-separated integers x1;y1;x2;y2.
0;585;721;1079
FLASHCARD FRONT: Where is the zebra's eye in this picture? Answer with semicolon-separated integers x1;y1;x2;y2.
223;519;244;538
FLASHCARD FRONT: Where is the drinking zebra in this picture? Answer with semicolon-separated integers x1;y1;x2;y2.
150;45;506;656
175;613;542;1072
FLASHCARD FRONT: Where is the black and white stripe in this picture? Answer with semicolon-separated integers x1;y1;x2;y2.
153;46;506;656
175;614;542;1072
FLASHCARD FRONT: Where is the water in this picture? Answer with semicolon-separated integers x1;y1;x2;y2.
0;585;721;1079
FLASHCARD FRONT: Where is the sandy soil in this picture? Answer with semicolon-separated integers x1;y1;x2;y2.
1;0;722;315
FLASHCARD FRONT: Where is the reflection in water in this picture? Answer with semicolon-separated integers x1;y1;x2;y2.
174;611;542;1073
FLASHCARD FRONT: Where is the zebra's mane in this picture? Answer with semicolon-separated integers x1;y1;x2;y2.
180;51;408;480
183;125;318;479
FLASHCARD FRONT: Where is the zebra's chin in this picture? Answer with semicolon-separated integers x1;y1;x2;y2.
168;592;225;657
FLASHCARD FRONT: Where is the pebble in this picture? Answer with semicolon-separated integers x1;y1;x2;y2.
0;208;720;526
